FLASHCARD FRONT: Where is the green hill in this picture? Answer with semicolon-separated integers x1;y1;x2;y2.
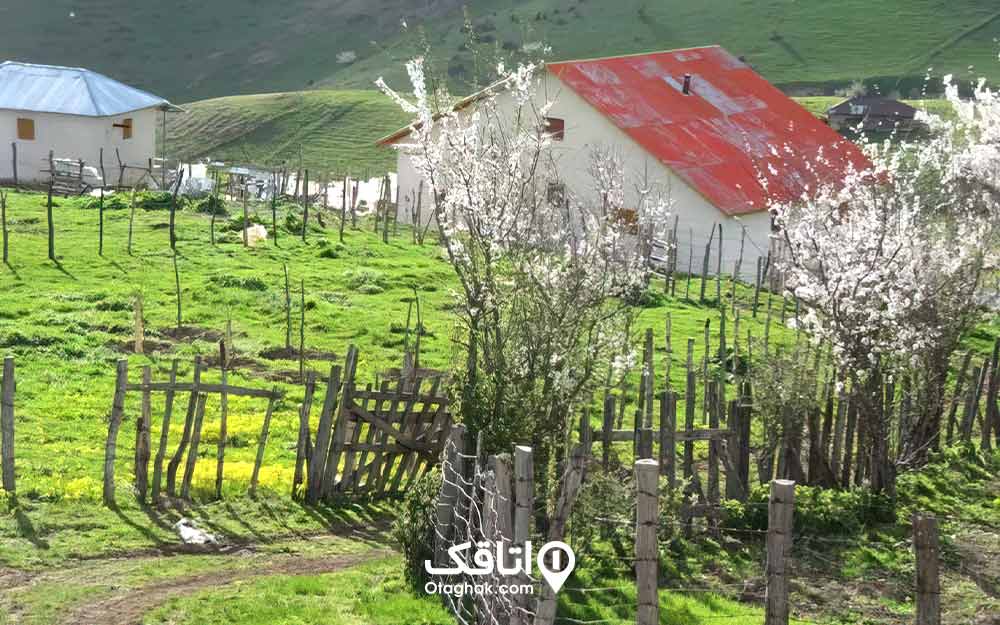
165;90;410;174
5;1;1000;104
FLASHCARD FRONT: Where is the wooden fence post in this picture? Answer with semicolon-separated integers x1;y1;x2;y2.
166;356;201;496
11;142;17;189
215;341;229;500
913;513;941;625
764;479;795;625
636;458;660;625
46;184;55;261
307;365;341;504
133;294;144;354
292;371;317;497
151;360;178;503
134;365;152;502
602;394;614;470
510;444;533;625
103;359;128;507
660;391;676;490
1;356;14;495
249;393;277;497
180;393;208;500
1;190;8;265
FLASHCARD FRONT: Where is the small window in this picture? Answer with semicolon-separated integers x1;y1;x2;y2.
544;117;565;141
115;118;133;140
16;118;34;141
547;182;566;206
612;207;639;234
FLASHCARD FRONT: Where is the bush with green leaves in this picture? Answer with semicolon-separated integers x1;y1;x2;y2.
77;194;129;211
344;268;387;294
194;195;228;216
391;468;442;589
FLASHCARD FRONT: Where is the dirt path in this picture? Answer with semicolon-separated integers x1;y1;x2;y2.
59;548;391;625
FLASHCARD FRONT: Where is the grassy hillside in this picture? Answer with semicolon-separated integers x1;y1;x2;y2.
165;90;409;173
5;0;1000;104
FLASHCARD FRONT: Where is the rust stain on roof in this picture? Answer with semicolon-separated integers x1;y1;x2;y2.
547;45;869;216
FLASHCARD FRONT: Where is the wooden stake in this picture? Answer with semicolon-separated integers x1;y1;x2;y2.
249;393;277;497
46;184;55;261
180;392;208;501
134;366;152;501
283;263;292;350
635;459;660;625
151;360;178;503
1;189;7;264
913;513;941;625
166;357;201;496
103;359;128;506
215;340;228;500
133;294;144;355
1;357;14;494
764;479;795;625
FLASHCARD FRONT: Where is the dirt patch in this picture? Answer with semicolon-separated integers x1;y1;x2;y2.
259;346;339;361
109;339;175;354
60;549;389;625
158;326;225;343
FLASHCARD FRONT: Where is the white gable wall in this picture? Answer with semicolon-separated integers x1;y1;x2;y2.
0;106;159;186
393;73;773;280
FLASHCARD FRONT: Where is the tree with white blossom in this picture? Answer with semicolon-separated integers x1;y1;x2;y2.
770;75;1000;491
378;57;671;513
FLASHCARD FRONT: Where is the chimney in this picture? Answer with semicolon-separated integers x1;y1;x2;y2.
682;74;692;95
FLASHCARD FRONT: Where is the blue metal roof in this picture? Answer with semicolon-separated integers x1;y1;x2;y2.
0;61;178;117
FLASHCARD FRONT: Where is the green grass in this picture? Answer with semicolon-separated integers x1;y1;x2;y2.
141;557;452;625
7;1;1000;105
165;90;411;174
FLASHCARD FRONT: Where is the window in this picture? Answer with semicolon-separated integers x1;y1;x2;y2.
544;117;565;141
547;182;566;206
115;118;133;140
612;207;639;234
16;118;34;141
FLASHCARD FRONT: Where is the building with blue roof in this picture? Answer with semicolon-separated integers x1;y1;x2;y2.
0;61;181;185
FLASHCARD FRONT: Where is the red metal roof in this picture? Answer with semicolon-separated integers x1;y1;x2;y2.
547;46;870;216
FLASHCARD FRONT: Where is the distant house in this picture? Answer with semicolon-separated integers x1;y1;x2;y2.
827;95;917;132
0;61;180;186
380;46;868;277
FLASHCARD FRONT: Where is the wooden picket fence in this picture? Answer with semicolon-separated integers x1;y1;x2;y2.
97;343;452;507
297;346;453;504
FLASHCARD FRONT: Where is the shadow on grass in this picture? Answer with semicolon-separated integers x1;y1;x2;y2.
12;499;51;550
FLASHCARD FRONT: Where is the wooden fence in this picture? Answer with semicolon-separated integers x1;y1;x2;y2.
295;346;453;503
96;343;451;507
429;430;945;625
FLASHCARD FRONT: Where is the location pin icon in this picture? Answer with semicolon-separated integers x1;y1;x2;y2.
537;541;575;594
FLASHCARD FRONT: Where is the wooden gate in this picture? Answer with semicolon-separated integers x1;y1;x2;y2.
302;346;452;503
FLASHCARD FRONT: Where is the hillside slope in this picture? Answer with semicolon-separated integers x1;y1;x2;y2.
4;0;1000;103
166;90;410;173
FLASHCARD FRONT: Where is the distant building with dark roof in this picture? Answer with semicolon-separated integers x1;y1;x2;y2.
827;95;917;132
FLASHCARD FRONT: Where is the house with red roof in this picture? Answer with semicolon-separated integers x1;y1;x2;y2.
380;46;868;278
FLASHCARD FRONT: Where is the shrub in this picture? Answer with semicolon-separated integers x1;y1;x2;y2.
194;195;228;216
392;468;441;588
344;268;387;294
78;194;129;211
209;274;268;291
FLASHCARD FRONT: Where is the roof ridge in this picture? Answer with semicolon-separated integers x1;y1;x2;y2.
80;69;102;116
546;45;723;66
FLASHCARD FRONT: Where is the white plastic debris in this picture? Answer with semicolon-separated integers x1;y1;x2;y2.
174;518;219;545
245;224;268;247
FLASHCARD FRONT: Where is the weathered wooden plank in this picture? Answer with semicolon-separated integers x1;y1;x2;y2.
166;357;201;497
134;366;152;502
1;357;15;495
180;394;208;500
125;382;281;399
151;360;178;503
306;365;341;504
635;459;659;625
764;479;795;625
292;371;317;497
249;394;276;497
103;359;128;507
